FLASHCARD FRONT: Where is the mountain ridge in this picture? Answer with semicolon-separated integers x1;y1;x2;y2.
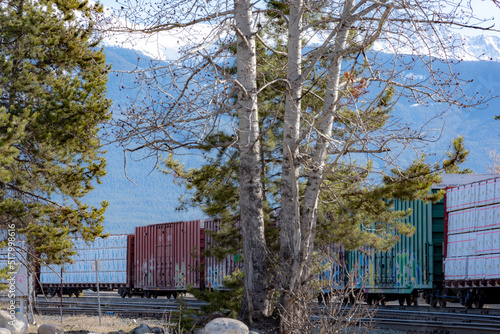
91;42;500;235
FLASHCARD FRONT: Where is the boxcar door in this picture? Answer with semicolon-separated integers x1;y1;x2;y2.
160;223;174;288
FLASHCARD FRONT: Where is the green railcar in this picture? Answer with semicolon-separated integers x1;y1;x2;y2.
346;196;445;306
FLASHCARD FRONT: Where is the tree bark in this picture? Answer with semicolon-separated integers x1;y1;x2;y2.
279;1;354;329
279;0;304;320
234;0;272;326
299;0;354;283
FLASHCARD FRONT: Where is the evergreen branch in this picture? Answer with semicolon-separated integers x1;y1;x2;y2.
257;79;290;95
2;182;62;208
256;34;288;56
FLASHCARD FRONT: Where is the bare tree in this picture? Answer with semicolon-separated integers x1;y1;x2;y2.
105;0;494;331
487;150;500;174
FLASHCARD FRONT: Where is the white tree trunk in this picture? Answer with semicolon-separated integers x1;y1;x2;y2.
234;0;271;323
280;1;355;316
299;0;354;284
279;0;303;294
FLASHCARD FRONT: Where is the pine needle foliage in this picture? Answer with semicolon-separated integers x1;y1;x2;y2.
0;0;111;265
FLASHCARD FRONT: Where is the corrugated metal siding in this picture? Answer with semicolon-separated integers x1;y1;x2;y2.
204;219;242;289
352;197;441;294
127;234;135;289
444;176;500;283
40;235;128;284
316;244;346;292
134;220;204;291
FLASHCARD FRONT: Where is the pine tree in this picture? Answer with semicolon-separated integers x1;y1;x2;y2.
0;0;111;265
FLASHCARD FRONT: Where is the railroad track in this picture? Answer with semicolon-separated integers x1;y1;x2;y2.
6;296;500;333
312;303;500;333
32;296;208;317
371;308;500;334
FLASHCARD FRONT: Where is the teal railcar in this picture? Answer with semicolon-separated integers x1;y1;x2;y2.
346;196;445;306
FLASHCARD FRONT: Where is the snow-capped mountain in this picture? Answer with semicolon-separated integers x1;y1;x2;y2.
99;3;500;64
371;30;500;62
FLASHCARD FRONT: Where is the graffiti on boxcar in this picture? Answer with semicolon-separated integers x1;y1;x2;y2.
206;267;221;289
175;262;186;287
149;257;155;285
141;260;147;285
394;250;420;288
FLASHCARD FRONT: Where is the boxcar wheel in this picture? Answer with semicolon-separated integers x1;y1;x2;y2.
366;294;373;306
398;297;405;306
474;296;484;309
424;293;430;305
153;292;158;299
438;299;446;308
406;296;413;306
349;294;355;305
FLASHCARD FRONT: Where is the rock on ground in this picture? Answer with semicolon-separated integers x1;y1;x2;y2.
129;324;151;334
107;330;126;334
37;324;64;334
0;310;28;334
203;318;249;334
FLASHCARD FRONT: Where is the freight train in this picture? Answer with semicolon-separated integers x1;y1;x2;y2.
2;175;499;309
34;219;241;298
324;174;500;309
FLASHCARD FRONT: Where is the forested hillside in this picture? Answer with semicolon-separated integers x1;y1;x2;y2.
88;46;500;234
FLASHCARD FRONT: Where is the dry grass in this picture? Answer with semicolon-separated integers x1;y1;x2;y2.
1;296;172;334
28;313;168;334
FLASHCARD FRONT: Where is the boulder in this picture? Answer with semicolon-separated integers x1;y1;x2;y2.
0;328;11;334
37;324;64;334
0;310;28;334
203;318;249;334
129;324;151;334
149;327;164;334
107;331;126;334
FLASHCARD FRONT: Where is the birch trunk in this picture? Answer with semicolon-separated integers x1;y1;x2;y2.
299;0;354;283
280;1;354;325
234;0;272;324
279;0;303;300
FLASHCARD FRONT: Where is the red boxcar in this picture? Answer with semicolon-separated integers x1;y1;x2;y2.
204;219;242;290
117;219;241;298
132;220;205;298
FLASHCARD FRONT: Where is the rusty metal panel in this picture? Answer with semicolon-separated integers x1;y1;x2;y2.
204;219;242;290
134;220;204;291
127;234;135;289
